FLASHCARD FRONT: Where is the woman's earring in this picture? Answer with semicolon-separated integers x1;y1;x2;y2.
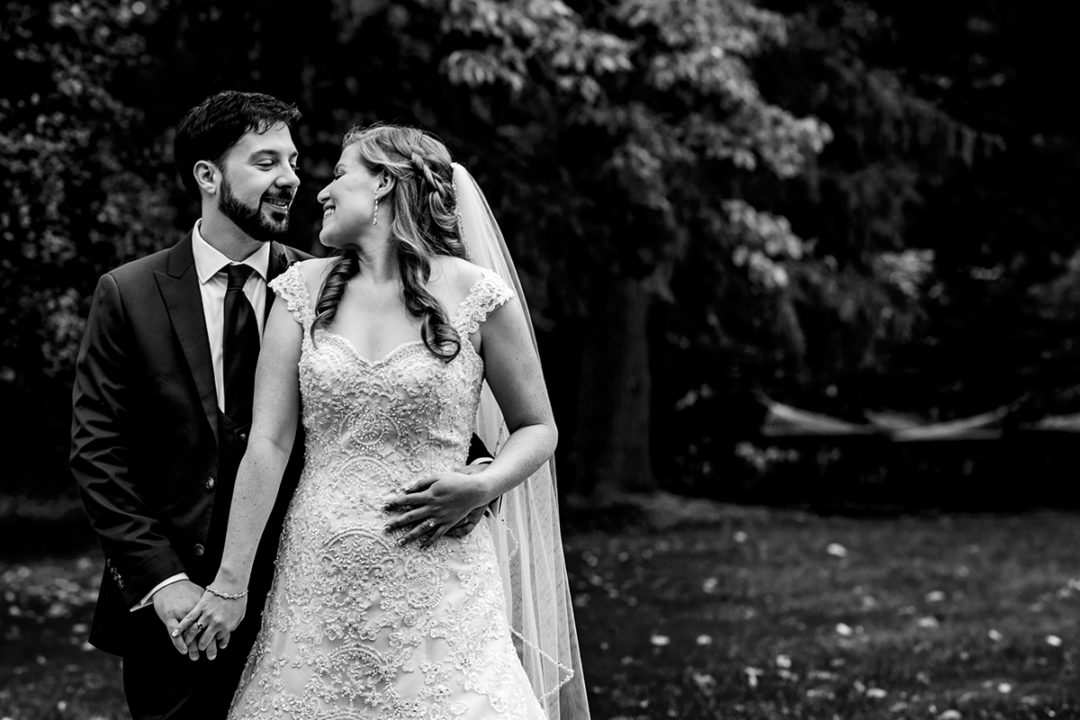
372;196;379;226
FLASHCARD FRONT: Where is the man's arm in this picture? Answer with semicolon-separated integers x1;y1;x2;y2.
70;273;187;607
466;434;493;465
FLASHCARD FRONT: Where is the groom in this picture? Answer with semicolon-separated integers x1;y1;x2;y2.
70;91;311;718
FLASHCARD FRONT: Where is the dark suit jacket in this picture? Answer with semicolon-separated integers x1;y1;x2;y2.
70;233;309;657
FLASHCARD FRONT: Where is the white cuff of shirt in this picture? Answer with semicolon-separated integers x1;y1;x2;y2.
130;573;190;612
469;457;494;466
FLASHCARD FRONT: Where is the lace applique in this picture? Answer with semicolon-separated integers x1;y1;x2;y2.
268;262;315;330
229;265;543;720
453;271;514;338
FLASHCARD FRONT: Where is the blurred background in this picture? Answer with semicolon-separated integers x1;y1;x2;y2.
3;1;1080;718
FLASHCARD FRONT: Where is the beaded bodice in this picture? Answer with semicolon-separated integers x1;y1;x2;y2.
272;262;513;501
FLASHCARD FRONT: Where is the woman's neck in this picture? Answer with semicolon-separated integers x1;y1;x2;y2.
352;234;398;283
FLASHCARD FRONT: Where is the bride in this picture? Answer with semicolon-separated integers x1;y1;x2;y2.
174;124;589;719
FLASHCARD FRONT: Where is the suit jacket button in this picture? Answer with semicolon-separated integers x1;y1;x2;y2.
193;543;206;557
239;431;248;442
205;477;216;491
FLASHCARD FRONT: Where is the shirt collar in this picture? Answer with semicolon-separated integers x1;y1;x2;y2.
191;220;272;285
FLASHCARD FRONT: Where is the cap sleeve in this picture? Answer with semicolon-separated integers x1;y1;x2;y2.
268;262;315;330
454;271;515;337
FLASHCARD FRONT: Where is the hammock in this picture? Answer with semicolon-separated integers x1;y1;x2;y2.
760;396;1009;441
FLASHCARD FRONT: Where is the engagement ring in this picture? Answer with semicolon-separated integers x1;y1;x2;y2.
426;519;436;529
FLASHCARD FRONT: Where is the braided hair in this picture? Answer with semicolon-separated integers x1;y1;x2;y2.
311;125;468;361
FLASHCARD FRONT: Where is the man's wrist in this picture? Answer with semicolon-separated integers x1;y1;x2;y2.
131;573;189;612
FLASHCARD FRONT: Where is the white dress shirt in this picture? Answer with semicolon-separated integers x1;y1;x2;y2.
192;220;270;412
132;221;271;611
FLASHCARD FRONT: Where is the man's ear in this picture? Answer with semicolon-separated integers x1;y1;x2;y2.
193;160;220;196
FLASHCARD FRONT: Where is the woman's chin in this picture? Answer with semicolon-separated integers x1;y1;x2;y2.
318;228;341;249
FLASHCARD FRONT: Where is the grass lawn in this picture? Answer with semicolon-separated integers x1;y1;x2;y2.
2;501;1079;719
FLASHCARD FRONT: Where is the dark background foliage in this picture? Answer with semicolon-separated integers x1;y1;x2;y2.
3;0;1080;508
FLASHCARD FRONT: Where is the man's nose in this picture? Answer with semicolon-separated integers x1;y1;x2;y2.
279;165;300;187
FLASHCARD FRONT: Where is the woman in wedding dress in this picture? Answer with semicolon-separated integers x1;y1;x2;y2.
174;124;588;719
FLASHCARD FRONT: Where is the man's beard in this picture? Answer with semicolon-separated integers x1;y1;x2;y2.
219;176;291;243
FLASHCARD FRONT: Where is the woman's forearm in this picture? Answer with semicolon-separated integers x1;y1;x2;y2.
473;422;557;505
213;437;292;589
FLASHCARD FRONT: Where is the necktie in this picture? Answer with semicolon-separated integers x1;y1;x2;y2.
222;264;260;424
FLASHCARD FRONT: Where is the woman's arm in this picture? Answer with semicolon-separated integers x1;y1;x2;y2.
385;294;556;546
468;295;557;499
174;297;302;653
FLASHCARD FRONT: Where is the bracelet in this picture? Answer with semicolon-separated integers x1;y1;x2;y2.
206;585;248;600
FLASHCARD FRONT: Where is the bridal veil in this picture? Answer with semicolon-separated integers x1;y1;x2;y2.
452;163;590;720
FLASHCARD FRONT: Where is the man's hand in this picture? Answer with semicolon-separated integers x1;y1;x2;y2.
444;504;488;539
152;580;205;660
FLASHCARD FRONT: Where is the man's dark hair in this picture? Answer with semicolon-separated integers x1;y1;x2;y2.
174;91;302;199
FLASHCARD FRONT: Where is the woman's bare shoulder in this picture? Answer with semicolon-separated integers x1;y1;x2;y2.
293;256;337;295
429;254;486;300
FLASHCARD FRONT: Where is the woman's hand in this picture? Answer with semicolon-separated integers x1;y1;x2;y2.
173;589;248;660
384;471;489;548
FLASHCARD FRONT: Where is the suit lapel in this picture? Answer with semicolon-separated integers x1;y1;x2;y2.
155;234;219;441
264;241;292;322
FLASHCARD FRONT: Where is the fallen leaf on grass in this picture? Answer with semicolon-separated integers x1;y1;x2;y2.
809;670;838;681
691;672;715;692
1046;635;1063;647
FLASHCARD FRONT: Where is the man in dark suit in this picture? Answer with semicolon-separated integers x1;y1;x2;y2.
70;90;312;718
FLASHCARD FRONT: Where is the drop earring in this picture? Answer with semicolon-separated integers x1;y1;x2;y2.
372;195;379;226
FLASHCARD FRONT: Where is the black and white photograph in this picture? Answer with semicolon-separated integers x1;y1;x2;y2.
1;1;1079;718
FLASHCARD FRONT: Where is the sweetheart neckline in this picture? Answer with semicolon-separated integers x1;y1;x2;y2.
314;329;479;367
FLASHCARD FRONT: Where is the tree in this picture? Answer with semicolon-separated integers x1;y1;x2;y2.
373;0;836;493
0;0;174;493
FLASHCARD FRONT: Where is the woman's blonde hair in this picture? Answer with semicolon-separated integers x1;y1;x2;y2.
312;124;467;360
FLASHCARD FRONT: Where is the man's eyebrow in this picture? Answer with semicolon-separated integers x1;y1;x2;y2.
249;149;299;161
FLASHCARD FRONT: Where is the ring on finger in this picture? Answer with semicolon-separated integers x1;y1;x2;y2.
425;519;436;530
195;621;205;631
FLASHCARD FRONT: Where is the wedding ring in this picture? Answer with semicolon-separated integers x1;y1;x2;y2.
426;519;436;529
195;622;205;631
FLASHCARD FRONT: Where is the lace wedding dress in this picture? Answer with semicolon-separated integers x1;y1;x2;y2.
228;263;546;720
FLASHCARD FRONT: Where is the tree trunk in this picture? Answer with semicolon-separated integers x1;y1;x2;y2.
572;277;654;496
